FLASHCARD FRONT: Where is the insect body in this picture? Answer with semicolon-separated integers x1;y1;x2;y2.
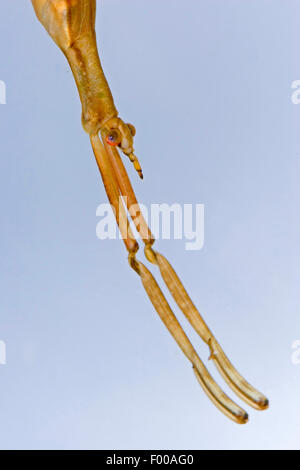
31;0;269;424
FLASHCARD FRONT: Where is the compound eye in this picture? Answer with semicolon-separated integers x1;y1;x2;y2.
105;129;121;146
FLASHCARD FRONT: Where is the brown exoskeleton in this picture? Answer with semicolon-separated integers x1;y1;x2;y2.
31;0;269;424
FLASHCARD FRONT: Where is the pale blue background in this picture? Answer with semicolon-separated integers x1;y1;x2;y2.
0;0;299;450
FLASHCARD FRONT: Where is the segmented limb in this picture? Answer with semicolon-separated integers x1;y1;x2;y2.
90;134;249;424
103;139;269;412
151;253;269;410
32;0;269;423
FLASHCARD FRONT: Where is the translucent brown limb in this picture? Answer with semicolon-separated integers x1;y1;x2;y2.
90;134;137;254
91;133;248;424
102;140;153;244
32;0;268;423
102;139;268;412
152;252;269;411
137;262;248;424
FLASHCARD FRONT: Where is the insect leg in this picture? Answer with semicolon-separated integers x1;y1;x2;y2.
90;134;248;424
102;138;268;411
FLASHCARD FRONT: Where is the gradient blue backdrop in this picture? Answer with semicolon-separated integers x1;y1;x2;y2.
0;0;299;450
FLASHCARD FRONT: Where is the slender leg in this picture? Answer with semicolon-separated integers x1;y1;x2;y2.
32;0;269;423
103;139;268;411
152;253;269;410
90;134;137;254
102;141;153;244
91;134;249;424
